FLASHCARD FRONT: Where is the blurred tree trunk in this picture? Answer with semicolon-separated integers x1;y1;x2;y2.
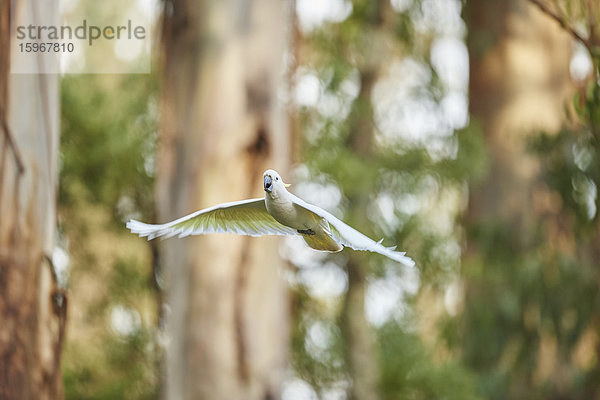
466;0;571;227
463;0;572;394
343;70;380;400
159;0;289;399
0;1;64;399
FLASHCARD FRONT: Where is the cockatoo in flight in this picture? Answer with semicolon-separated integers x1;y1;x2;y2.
127;169;414;266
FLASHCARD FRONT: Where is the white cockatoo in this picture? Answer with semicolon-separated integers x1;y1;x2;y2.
127;169;414;266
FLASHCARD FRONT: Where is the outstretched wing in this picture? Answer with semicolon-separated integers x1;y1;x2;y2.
127;198;298;240
290;195;415;267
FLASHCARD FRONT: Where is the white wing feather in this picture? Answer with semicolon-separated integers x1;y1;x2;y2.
290;195;415;267
127;198;298;240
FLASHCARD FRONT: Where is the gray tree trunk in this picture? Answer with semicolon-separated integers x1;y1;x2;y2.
0;1;64;399
159;0;290;399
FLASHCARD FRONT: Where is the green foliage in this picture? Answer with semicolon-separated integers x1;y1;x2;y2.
378;322;481;400
295;1;600;400
290;287;347;390
59;73;160;399
60;74;157;221
529;75;600;229
449;25;600;400
63;329;158;400
291;0;483;398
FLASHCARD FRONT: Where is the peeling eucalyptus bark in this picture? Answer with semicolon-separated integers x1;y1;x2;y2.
0;1;63;399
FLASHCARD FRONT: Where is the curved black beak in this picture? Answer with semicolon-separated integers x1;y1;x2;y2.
264;175;273;192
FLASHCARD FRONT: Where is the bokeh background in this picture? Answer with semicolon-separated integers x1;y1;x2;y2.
1;0;600;399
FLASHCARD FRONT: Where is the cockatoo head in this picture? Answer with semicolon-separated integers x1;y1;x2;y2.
263;169;290;193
